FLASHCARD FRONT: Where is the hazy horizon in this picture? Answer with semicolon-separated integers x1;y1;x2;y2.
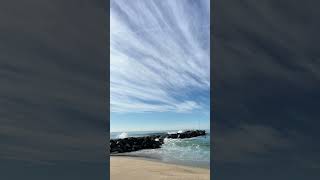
110;128;211;133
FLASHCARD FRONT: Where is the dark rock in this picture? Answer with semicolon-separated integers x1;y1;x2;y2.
166;130;206;139
110;130;206;154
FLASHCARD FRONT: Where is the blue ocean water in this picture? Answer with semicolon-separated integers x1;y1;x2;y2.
110;130;210;169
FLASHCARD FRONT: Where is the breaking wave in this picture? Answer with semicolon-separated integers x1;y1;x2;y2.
117;132;128;139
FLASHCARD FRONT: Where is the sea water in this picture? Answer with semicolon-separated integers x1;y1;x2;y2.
110;130;210;169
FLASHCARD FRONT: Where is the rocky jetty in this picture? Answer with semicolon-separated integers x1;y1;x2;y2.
110;130;206;154
110;135;164;153
166;130;206;139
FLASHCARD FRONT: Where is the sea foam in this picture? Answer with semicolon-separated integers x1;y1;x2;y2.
117;132;128;139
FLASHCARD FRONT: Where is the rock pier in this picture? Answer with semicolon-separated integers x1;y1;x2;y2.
110;130;206;154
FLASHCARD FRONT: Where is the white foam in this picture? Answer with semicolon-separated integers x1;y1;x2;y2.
168;130;184;134
117;132;128;139
167;131;177;134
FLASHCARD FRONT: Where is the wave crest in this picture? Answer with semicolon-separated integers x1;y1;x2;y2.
117;132;128;139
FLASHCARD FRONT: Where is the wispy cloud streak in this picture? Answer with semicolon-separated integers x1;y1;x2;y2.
110;0;210;113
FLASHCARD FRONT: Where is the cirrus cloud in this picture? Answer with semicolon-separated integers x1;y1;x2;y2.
110;0;210;113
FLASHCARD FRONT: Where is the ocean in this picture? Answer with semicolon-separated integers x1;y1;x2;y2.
110;130;210;169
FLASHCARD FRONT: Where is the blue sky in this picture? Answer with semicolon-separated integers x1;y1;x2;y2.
110;0;210;132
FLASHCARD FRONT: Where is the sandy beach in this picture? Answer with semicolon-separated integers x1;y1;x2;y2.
110;156;210;180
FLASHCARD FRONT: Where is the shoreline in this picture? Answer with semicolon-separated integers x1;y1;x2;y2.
110;156;210;180
110;153;210;170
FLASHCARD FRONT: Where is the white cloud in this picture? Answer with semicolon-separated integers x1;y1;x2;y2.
110;0;210;113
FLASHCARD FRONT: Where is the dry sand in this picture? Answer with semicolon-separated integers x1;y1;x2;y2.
110;156;210;180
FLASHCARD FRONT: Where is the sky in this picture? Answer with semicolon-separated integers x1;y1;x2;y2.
110;0;210;132
213;0;320;179
0;0;107;179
